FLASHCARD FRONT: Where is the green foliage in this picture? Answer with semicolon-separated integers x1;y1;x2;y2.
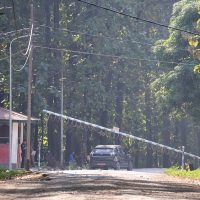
166;166;200;179
68;161;78;170
1;0;200;168
194;64;200;73
0;168;29;180
153;0;200;120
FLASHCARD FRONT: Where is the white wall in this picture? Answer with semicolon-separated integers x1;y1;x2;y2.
11;123;18;166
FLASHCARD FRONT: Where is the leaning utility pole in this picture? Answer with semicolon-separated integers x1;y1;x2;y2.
26;0;34;170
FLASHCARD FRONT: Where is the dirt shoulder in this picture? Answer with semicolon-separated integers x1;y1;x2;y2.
0;169;200;200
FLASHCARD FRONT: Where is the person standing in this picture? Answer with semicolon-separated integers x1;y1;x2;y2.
21;140;26;168
31;147;36;167
69;152;75;163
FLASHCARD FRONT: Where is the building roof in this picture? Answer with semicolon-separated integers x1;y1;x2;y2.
0;107;39;122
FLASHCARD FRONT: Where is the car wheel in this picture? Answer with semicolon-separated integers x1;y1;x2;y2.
115;162;120;170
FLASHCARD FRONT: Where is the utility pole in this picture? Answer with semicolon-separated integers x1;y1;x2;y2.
60;52;64;167
9;35;31;170
26;0;34;170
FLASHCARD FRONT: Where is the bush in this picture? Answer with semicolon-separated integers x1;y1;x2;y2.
0;168;7;173
69;161;77;170
0;169;29;180
166;166;200;179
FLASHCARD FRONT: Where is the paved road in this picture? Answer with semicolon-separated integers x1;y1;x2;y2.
0;168;200;200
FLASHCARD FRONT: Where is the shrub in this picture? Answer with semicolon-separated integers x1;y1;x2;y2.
0;169;29;180
166;166;200;179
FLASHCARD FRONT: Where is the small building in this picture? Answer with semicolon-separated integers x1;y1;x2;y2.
0;107;39;168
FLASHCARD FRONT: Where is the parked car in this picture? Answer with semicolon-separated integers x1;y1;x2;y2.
89;145;133;170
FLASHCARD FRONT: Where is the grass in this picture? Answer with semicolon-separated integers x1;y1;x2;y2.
0;168;30;180
166;166;200;180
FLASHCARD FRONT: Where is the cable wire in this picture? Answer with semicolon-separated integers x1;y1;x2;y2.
76;0;199;36
33;44;195;66
37;24;189;52
23;24;33;56
13;46;32;72
0;48;27;61
0;28;29;38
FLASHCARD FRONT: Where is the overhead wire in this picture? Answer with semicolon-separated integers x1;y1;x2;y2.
22;24;33;56
0;28;29;38
0;2;196;69
37;24;190;53
13;31;38;71
1;29;34;71
33;44;195;66
0;48;27;61
76;0;199;36
13;46;32;72
1;0;12;13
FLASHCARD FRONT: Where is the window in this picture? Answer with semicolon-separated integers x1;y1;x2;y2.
93;148;114;155
0;124;9;144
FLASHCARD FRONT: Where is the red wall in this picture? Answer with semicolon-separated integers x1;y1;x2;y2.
0;144;9;166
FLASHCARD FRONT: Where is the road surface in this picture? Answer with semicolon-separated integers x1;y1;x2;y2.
0;168;200;200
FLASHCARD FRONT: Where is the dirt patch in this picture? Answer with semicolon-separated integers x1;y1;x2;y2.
0;169;200;200
14;172;51;181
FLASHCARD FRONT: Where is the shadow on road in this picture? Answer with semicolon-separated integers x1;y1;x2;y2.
0;171;200;199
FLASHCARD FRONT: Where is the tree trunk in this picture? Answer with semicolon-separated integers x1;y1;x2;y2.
197;128;200;156
115;76;124;145
179;118;188;151
65;56;77;164
65;127;72;165
40;113;45;159
100;69;112;144
162;113;170;168
44;0;54;157
144;76;153;168
44;0;51;50
50;0;61;161
134;142;139;168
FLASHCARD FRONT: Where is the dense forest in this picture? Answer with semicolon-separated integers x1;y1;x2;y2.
1;0;200;168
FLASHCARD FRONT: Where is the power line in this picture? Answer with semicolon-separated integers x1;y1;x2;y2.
0;7;12;11
23;24;33;56
37;24;189;52
0;48;27;61
33;44;194;66
13;46;32;72
0;6;12;15
0;28;29;38
76;0;199;36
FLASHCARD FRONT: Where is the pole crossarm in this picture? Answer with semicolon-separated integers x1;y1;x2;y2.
43;109;200;160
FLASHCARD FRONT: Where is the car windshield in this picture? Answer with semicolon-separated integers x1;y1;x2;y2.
93;148;114;154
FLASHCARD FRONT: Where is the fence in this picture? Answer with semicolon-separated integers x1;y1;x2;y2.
43;109;200;168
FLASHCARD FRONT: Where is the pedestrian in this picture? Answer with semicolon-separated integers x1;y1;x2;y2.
86;154;90;164
31;147;36;167
21;140;26;168
69;152;75;162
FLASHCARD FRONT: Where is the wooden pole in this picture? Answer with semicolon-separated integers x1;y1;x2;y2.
26;1;34;170
60;52;64;167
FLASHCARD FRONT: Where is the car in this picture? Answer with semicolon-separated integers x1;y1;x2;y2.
89;145;133;170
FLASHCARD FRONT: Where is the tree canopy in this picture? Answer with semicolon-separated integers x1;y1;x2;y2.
1;0;200;168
